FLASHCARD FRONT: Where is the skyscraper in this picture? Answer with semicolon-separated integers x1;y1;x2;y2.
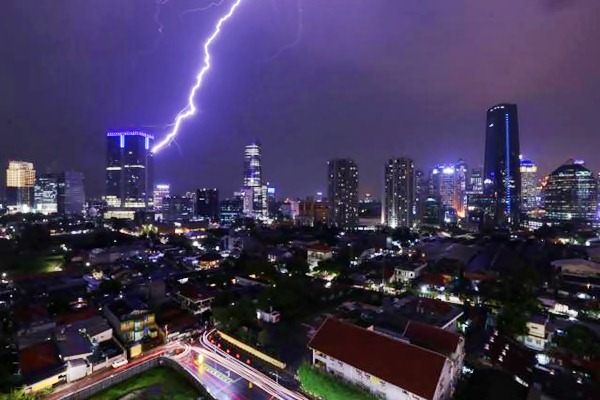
242;142;267;217
196;188;219;221
153;184;170;212
327;159;359;228
105;131;154;219
469;167;483;195
430;162;466;221
6;161;35;212
484;103;521;226
520;158;539;212
543;160;598;224
383;158;415;228
35;174;58;214
58;171;85;215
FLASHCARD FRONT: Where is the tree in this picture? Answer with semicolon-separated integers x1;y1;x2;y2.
18;224;50;251
257;329;270;348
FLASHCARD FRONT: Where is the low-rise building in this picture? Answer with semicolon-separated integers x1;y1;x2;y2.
309;318;457;400
173;283;215;315
394;262;427;282
306;243;333;270
19;341;66;394
520;315;553;351
103;298;158;358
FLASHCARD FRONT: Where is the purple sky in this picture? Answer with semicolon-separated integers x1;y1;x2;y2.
1;0;599;198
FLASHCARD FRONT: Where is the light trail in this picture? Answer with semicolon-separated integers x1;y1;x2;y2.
152;0;243;154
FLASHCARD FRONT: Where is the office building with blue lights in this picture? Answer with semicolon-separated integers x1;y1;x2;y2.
484;104;521;227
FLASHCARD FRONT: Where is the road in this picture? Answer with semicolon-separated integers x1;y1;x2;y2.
49;332;308;400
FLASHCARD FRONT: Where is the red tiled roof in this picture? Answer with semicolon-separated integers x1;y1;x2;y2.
19;342;62;377
57;308;98;325
403;321;461;357
177;283;215;302
308;318;446;400
421;272;450;286
306;243;332;253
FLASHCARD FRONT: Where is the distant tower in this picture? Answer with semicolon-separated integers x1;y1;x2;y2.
484;104;521;226
153;184;170;212
6;161;35;212
242;142;267;217
520;158;539;212
35;174;58;214
105;131;154;219
327;159;359;228
58;171;85;215
543;160;598;223
196;188;219;221
383;158;415;228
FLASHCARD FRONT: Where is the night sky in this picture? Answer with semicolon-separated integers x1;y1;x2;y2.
1;0;599;199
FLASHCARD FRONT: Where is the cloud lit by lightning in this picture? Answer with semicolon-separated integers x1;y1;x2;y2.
152;0;243;154
264;0;303;63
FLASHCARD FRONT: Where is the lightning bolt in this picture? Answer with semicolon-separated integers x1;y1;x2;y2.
181;0;227;17
264;0;303;62
152;0;243;154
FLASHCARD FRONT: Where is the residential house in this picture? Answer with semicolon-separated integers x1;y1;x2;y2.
309;318;457;400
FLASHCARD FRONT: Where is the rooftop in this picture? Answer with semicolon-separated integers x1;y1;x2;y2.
309;318;447;400
403;321;462;357
19;341;64;383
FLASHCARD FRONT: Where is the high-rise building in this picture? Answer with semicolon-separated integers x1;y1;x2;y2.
58;171;85;215
383;158;415;228
153;184;170;212
161;195;195;222
455;159;468;218
105;131;154;219
520;158;539;212
484;103;521;226
196;188;219;221
6;161;35;212
35;174;58;214
469;167;483;195
543;160;598;223
414;169;427;223
242;142;267;217
298;197;329;226
327;159;359;228
219;197;243;224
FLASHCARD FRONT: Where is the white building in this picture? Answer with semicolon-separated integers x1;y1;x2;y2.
520;315;553;351
309;319;458;400
306;243;333;270
394;262;427;282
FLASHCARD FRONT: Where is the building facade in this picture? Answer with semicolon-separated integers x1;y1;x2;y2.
195;188;219;221
34;174;58;214
483;104;521;227
383;158;415;228
153;184;170;212
58;171;85;215
327;159;359;228
520;158;539;213
543;160;598;224
242;142;267;218
105;131;154;219
6;161;36;212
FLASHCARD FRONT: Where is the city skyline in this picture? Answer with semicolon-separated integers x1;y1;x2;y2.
1;1;599;198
